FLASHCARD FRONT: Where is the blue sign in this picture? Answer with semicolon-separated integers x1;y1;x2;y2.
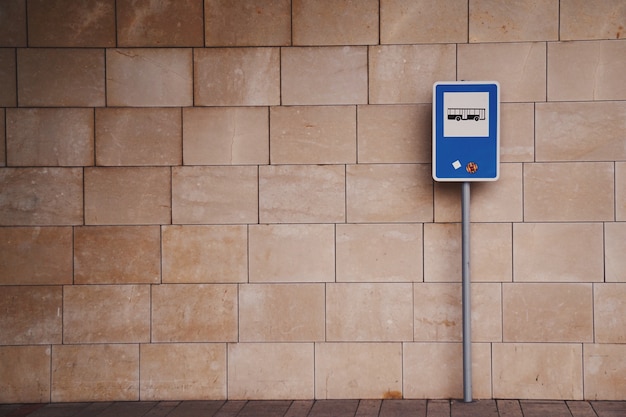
432;81;500;181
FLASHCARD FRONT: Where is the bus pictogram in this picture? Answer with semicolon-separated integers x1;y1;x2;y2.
447;108;485;121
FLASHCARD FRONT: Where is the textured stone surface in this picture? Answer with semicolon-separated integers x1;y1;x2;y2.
117;0;203;47
96;108;181;166
27;0;115;47
369;44;455;104
140;343;226;400
74;226;160;284
282;46;367;105
249;224;334;283
183;107;269;165
270;106;356;164
0;0;27;46
84;167;171;225
293;0;378;45
336;223;423;282
7;108;94;166
618;162;626;221
315;343;402;399
195;48;280;106
172;166;258;224
326;283;413;342
259;165;345;223
229;343;314;400
584;344;626;400
0;346;51;403
51;344;139;402
492;343;583;400
0;168;83;226
106;48;192;106
239;284;325;342
0;227;72;285
560;0;626;40
17;48;105;107
594;284;626;343
513;223;604;282
63;285;150;343
605;222;626;282
162;225;247;283
0;286;62;345
0;49;16;106
151;284;238;342
205;0;291;46
500;103;534;162
381;0;467;44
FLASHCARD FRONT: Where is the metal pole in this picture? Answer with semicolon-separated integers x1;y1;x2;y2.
461;182;472;403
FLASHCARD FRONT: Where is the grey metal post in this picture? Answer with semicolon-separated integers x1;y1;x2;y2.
461;181;472;402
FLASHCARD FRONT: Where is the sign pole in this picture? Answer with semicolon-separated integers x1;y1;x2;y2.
461;181;472;403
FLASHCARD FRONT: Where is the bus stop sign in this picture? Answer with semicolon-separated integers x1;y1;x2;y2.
432;81;500;181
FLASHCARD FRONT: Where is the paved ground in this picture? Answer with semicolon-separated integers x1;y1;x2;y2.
2;400;626;417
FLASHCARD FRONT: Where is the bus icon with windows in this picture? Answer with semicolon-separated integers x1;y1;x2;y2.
447;108;485;121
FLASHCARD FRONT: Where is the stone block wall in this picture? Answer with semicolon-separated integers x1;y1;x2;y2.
1;0;625;403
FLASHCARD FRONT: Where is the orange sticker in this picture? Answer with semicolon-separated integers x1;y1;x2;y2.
466;162;478;174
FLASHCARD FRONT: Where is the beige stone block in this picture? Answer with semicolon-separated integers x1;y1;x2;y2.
326;283;413;342
469;0;558;42
500;103;534;162
0;49;17;106
0;227;72;285
513;223;604;282
0;109;5;166
249;224;334;283
270;106;356;164
503;283;593;342
347;164;433;223
414;283;502;342
151;284;238;342
7;108;94;166
523;162;614;222
117;0;203;47
183;107;269;165
493;343;582;399
381;0;468;44
107;48;192;107
27;0;115;47
0;1;27;46
561;0;626;40
282;46;367;105
162;225;247;283
205;0;291;46
548;41;626;101
606;222;626;282
458;42;546;102
96;108;181;166
195;48;280;106
85;167;171;225
357;104;431;163
172;166;257;224
336;223;423;282
293;0;378;45
369;44;456;104
228;343;314;399
315;343;402;399
52;344;139;402
239;284;325;342
0;286;62;345
17;48;105;107
424;223;513;283
140;343;226;400
594;284;626;343
404;343;491;399
619;163;626;221
74;226;160;284
259;165;344;223
63;285;150;343
537;102;626;161
0;168;83;226
584;344;626;400
0;346;50;403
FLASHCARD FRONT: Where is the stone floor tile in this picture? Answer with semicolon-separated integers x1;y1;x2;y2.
567;401;598;417
284;401;314;417
308;400;359;417
237;401;291;417
591;401;626;417
28;403;90;417
426;400;450;417
89;402;156;417
520;401;572;417
451;400;499;417
496;400;523;417
380;400;426;417
213;401;246;417
167;401;224;417
355;400;381;417
142;402;180;417
72;402;113;417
